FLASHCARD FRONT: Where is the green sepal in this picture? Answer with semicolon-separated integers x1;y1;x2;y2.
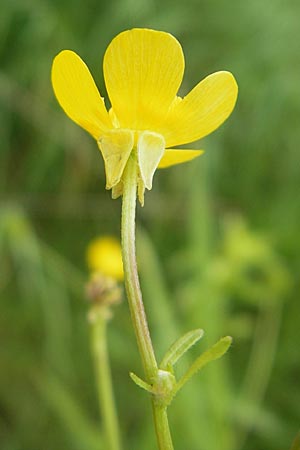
129;372;154;394
160;328;204;370
174;336;232;395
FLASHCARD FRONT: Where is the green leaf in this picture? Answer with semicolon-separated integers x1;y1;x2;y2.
290;433;300;450
160;328;204;370
129;372;154;393
174;336;232;394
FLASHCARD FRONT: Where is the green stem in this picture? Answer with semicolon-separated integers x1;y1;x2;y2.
152;405;174;450
121;155;157;380
121;154;174;450
91;309;122;450
235;301;282;450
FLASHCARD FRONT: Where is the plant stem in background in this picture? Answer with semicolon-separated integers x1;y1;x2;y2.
91;308;122;450
121;154;174;450
235;301;283;450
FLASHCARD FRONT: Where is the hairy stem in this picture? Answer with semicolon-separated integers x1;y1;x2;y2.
152;405;174;450
121;154;174;450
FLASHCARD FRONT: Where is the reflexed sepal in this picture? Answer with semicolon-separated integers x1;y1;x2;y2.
137;177;145;207
98;129;166;205
136;131;166;206
137;131;165;190
97;129;134;189
111;180;123;199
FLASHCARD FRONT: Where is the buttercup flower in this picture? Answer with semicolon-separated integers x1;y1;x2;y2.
52;28;238;205
87;236;124;281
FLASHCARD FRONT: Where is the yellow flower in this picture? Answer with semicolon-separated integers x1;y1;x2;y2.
52;28;238;205
87;236;124;281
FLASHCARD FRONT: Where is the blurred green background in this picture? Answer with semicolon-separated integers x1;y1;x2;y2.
1;0;300;449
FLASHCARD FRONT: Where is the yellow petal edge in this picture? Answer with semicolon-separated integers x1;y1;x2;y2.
163;71;238;147
158;149;204;169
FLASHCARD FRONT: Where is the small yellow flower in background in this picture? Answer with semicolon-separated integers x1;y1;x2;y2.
52;28;238;205
87;236;124;281
86;273;123;321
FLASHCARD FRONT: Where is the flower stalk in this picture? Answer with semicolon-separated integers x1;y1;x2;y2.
90;307;122;450
121;153;174;450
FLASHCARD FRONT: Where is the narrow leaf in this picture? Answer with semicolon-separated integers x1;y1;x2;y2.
175;336;232;394
160;329;204;370
130;372;154;393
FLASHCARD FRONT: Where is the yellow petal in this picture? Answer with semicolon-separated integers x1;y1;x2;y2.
163;71;238;147
98;129;134;189
51;50;112;139
103;28;184;130
138;131;165;190
158;149;204;169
